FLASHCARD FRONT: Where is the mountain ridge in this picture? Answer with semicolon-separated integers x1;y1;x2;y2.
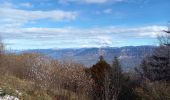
12;45;156;71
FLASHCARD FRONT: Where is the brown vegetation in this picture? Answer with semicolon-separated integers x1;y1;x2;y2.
0;43;93;99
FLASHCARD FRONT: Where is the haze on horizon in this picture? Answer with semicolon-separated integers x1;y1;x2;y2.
0;0;169;50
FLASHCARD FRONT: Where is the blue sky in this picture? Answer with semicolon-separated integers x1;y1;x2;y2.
0;0;169;50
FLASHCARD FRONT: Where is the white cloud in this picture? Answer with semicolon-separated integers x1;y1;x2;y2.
59;0;126;4
96;36;113;46
0;25;167;49
0;7;78;28
85;0;108;4
103;8;112;14
0;1;33;8
0;1;16;8
0;26;166;38
19;2;33;8
96;9;126;19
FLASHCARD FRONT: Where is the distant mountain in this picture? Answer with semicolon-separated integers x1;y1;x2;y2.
19;46;156;71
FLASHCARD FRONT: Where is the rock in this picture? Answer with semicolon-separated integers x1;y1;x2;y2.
0;95;19;100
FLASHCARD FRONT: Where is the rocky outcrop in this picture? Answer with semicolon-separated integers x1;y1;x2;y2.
0;95;19;100
0;88;19;100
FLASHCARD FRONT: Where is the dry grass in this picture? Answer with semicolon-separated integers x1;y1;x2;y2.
0;52;93;100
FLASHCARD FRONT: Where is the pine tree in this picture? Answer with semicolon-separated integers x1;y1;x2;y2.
90;56;111;84
89;56;111;100
141;27;170;81
110;57;122;100
141;45;170;81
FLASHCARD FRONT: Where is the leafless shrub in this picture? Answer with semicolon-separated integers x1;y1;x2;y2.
0;50;94;99
135;80;170;100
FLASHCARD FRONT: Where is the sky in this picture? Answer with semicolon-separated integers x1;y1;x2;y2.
0;0;169;50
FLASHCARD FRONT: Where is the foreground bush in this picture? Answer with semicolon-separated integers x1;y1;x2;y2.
135;80;170;100
0;52;93;100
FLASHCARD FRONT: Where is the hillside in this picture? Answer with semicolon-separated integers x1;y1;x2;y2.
19;46;156;70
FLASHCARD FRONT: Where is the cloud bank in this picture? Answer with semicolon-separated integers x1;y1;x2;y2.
0;7;78;27
0;25;166;49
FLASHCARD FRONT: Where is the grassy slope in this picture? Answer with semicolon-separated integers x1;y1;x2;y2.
0;75;89;100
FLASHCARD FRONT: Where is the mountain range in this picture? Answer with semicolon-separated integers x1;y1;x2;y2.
16;46;156;71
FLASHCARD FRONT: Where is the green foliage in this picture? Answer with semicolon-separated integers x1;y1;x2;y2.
90;56;111;84
88;56;125;100
89;56;111;100
118;73;140;100
1;87;14;96
140;45;170;81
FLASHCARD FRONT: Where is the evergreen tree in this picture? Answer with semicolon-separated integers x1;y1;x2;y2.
141;46;170;81
110;57;122;100
140;28;170;81
88;56;124;100
89;56;111;100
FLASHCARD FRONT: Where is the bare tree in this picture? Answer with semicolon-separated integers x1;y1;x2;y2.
0;37;5;75
159;22;170;46
0;36;4;58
